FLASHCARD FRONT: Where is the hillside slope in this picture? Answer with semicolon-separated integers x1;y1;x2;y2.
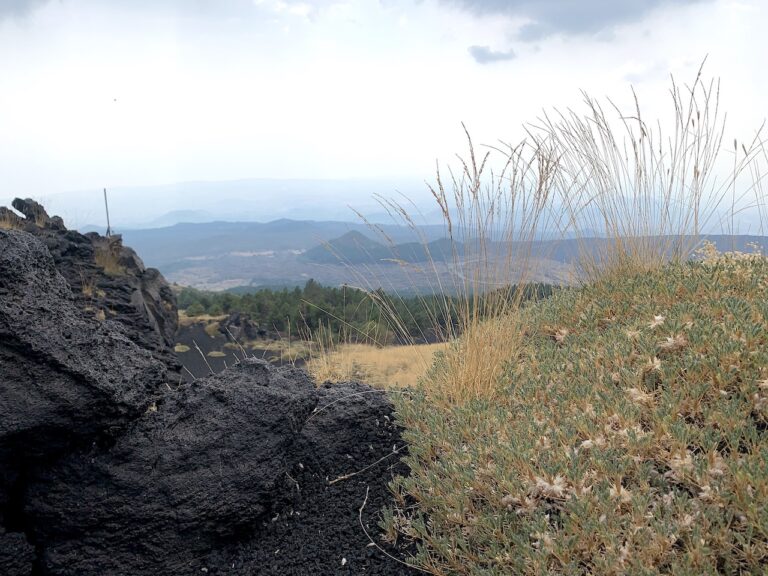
388;245;768;574
300;230;458;264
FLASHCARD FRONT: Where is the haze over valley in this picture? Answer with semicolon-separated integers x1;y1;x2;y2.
120;217;768;292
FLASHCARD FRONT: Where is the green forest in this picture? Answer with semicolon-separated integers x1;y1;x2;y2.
177;280;555;344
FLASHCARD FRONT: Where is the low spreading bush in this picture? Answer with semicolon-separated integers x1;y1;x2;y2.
385;247;768;574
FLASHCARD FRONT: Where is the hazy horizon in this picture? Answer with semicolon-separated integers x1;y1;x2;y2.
1;177;439;229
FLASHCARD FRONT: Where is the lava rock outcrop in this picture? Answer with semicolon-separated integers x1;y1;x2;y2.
0;228;169;574
1;198;178;368
213;380;415;575
0;225;415;575
0;527;35;576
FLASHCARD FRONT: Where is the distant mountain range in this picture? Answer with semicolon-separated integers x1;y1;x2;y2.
121;220;448;269
111;218;768;293
300;231;457;265
300;229;768;267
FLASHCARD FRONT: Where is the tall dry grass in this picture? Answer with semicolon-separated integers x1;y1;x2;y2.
534;64;766;281
93;242;125;276
748;127;768;231
374;70;768;575
343;68;766;403
349;127;563;403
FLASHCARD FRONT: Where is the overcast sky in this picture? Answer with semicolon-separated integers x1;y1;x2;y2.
0;0;766;224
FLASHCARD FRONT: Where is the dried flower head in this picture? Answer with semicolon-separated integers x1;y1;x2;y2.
626;387;655;406
533;475;569;499
666;451;694;481
554;327;569;344
531;531;555;553
706;452;727;478
698;485;715;501
644;356;662;373
658;334;688;354
610;484;633;504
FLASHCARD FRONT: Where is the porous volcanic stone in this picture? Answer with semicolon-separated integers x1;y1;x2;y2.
26;359;317;575
209;380;418;575
0;527;34;576
0;225;415;575
5;198;178;367
0;229;167;523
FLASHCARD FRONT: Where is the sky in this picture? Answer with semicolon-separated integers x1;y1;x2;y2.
0;0;766;226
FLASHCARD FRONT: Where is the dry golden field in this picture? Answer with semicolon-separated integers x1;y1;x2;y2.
306;342;447;388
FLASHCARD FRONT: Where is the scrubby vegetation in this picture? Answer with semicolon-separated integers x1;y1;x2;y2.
385;246;768;574
93;242;125;276
172;68;767;573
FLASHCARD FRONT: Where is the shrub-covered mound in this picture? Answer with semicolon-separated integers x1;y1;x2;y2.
386;247;768;575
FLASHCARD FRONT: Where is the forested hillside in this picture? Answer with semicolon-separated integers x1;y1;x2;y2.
177;280;555;344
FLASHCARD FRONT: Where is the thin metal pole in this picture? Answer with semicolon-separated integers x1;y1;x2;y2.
103;188;112;237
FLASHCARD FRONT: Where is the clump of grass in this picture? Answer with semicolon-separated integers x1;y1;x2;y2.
537;63;766;281
93;243;125;276
203;321;221;339
177;311;228;327
386;250;768;574
271;340;310;364
357;125;560;403
80;268;107;300
81;278;95;298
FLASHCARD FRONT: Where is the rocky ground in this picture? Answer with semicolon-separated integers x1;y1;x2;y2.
0;201;417;575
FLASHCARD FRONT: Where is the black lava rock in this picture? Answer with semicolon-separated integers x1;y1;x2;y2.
27;360;317;575
0;528;34;576
0;224;416;576
6;197;179;369
210;381;417;575
0;229;167;518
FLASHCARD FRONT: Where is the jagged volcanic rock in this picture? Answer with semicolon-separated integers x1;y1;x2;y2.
219;311;265;341
211;380;416;575
0;228;168;575
0;224;415;575
3;198;178;369
0;230;167;431
0;528;35;576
